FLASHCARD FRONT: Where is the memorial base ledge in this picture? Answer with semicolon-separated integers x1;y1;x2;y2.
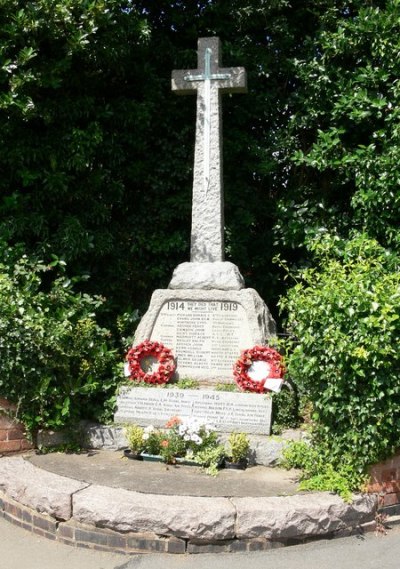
168;262;245;291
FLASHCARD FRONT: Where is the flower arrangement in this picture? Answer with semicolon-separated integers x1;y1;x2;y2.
124;416;222;469
233;345;285;393
125;340;176;385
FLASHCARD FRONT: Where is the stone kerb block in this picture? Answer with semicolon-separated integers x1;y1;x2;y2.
232;493;378;540
72;484;236;540
0;456;88;520
134;288;276;383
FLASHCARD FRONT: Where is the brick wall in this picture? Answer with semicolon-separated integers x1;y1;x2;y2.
368;452;400;508
0;398;33;454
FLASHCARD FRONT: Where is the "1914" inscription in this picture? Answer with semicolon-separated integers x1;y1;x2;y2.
150;300;252;379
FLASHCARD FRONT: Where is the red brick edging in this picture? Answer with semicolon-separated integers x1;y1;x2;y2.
368;452;400;508
0;493;186;554
0;399;33;454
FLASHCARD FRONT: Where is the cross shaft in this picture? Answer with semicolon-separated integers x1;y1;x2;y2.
172;37;247;263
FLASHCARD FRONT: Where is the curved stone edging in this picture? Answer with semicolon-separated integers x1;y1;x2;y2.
0;455;379;554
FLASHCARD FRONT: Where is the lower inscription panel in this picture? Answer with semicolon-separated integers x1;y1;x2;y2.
115;387;272;435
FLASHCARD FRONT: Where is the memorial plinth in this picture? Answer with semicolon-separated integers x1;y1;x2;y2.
134;288;275;384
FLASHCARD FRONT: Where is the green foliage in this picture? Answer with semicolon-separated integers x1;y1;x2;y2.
215;383;239;392
280;233;400;477
193;445;226;477
142;427;162;456
1;0;399;325
170;378;200;390
0;242;119;434
277;1;400;255
0;0;352;322
227;432;250;463
271;387;300;434
125;424;145;454
0;0;179;318
281;440;364;502
36;442;82;455
116;310;141;352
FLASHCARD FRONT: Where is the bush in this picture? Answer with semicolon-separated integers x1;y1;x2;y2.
281;440;361;502
280;233;400;479
271;386;300;434
0;243;120;437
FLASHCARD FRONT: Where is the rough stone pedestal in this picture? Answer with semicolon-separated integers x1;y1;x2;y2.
169;261;245;291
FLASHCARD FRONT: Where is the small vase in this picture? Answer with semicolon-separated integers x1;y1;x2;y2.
223;458;248;470
123;449;143;461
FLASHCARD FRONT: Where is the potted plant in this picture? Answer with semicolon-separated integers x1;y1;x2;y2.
141;425;163;461
225;432;250;470
124;417;227;472
124;424;145;460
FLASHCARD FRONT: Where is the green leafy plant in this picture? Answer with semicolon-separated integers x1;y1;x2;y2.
141;426;163;456
227;432;250;463
193;445;226;476
215;383;239;392
0;243;120;438
125;424;145;455
271;387;300;434
169;378;199;390
281;440;367;502
280;233;400;486
36;442;82;455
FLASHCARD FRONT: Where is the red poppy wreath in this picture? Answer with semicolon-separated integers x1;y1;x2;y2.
125;340;176;385
233;345;285;393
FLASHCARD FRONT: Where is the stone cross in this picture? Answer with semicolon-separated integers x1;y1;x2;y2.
171;37;247;263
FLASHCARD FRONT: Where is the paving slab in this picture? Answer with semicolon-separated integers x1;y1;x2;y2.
27;449;300;497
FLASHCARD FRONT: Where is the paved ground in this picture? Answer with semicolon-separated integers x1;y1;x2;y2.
2;515;400;569
28;449;300;497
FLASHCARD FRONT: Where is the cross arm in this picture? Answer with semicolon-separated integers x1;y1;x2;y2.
171;66;247;95
171;69;198;95
217;66;247;94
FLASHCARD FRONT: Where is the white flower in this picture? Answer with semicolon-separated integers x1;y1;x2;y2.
191;434;202;445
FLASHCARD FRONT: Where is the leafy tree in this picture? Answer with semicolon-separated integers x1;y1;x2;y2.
276;0;400;256
0;0;345;322
0;0;184;316
0;1;398;322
